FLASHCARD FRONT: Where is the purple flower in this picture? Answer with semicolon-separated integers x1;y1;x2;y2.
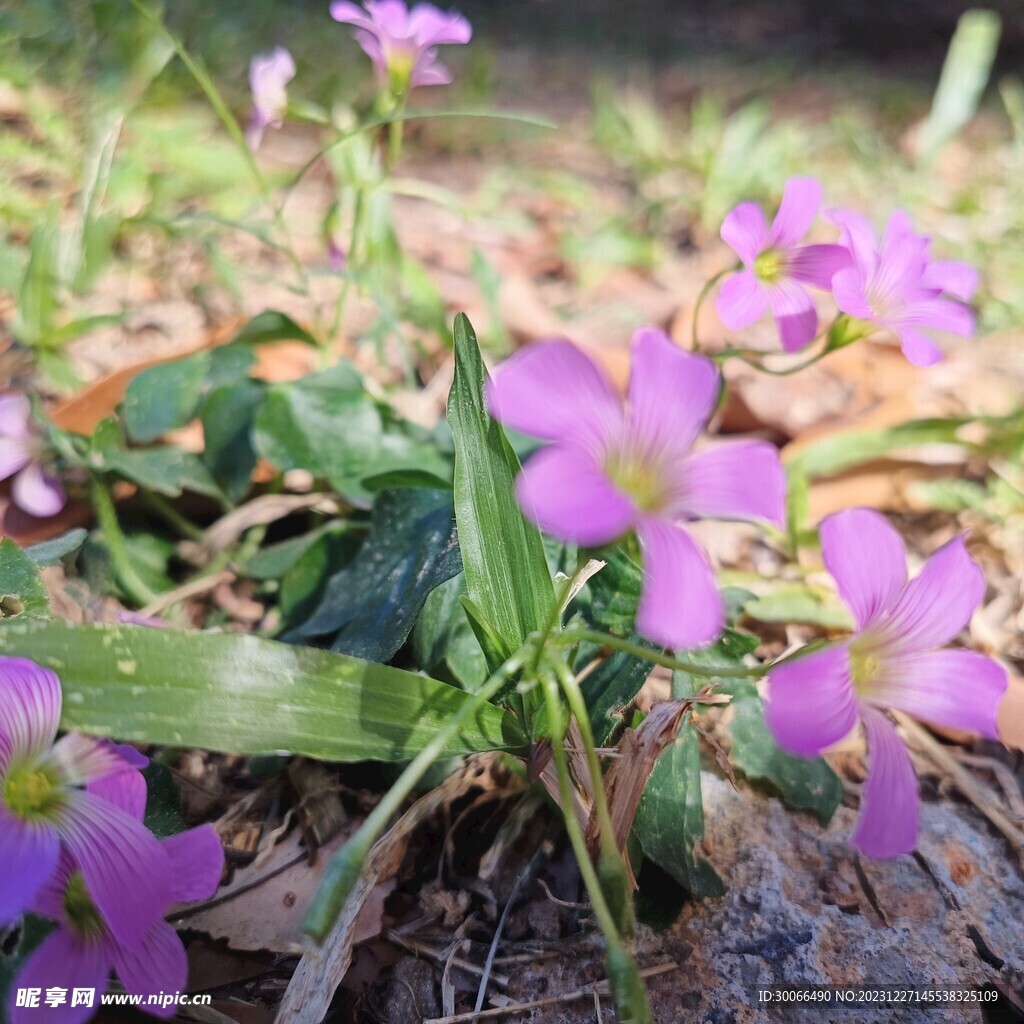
10;823;222;1023
487;327;786;650
329;0;471;93
0;393;65;518
765;508;1006;858
828;209;978;367
246;47;296;150
715;178;850;353
0;657;173;947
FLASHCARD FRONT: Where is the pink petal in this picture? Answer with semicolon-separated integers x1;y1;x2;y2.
831;266;874;320
764;644;858;757
767;281;817;352
872;649;1006;740
826;209;879;277
921;260;979;302
720;201;768;266
9;928;112;1024
486;340;624;449
516;446;634;546
366;0;410;35
86;767;148;821
0;657;63;770
50;732;135;788
898;298;974;338
409;4;471;44
109;920;187;1016
0;806;60;926
329;1;376;27
715;270;769;331
0;437;32;483
12;461;65;518
54;791;173;950
896;327;943;367
27;849;73;921
410;57;453;86
627;327;719;456
635;517;723;650
786;243;851;290
0;393;32;441
162;825;224;903
766;177;821;249
820;508;907;630
880;535;985;653
675;441;786;527
851;708;918;859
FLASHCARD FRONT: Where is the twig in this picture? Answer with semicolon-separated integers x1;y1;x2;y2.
954;753;1024;818
421;961;678;1024
140;570;234;617
895;712;1024;860
383;930;509;987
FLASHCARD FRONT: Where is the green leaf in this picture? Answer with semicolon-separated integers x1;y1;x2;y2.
142;760;187;837
201;380;265;503
917;10;1001;163
286;488;462;663
0;539;50;618
14;208;59;347
633;702;723;897
448;314;553;655
245;521;348;580
743;584;853;630
226;310;319;347
23;528;88;566
123;351;210;443
0;619;526;761
411;573;488;691
726;679;842;825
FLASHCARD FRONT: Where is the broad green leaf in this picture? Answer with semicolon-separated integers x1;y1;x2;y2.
226;310;318;348
286;488;462;663
917;10;1001;163
726;680;842;825
448;314;552;655
633;696;723;897
0;539;50;618
411;573;488;691
201;380;265;502
142;760;187;837
24;528;87;566
123;351;210;442
14;208;59;347
245;522;349;580
0;620;526;761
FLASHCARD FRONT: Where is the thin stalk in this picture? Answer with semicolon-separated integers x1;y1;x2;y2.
328;187;367;350
551;656;616;859
691;265;737;352
141;492;205;542
89;477;158;606
302;647;531;942
540;673;624;950
554;629;767;679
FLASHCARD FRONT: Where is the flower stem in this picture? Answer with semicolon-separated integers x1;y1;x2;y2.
691;265;737;352
89;477;158;607
554;628;767;678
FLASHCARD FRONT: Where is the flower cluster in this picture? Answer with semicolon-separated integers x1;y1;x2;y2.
1;658;223;1021
0;392;65;519
716;178;978;366
246;47;296;150
488;326;786;651
764;509;1006;856
330;0;471;95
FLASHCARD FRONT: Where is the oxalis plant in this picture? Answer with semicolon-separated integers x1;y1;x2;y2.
0;3;1015;1023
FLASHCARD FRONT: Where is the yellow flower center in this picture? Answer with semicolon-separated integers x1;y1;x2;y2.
63;872;104;939
754;248;786;283
3;762;64;820
848;647;882;697
604;449;667;512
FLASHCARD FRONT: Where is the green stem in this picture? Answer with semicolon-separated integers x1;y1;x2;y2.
692;265;737;352
329;187;367;351
89;477;158;606
714;314;844;376
551;656;617;860
554;628;767;679
540;673;624;950
302;646;530;942
387;100;406;170
141;492;204;542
